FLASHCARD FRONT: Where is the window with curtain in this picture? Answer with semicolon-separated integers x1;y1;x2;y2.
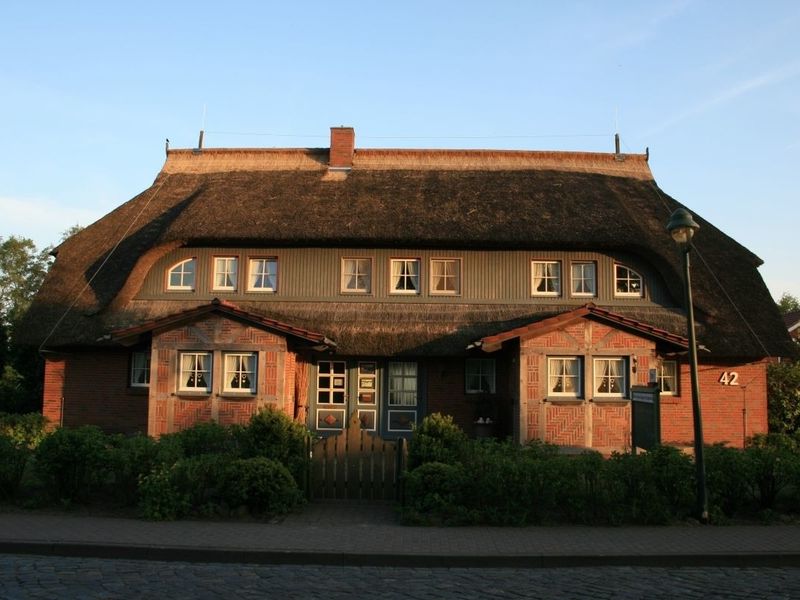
179;352;212;392
548;357;581;397
571;262;596;297
390;259;420;294
341;258;372;293
248;258;278;292
531;261;561;296
213;257;238;290
130;351;151;387
388;361;418;406
659;360;678;395
593;358;627;397
167;258;196;291
430;258;461;295
614;264;643;297
223;352;256;393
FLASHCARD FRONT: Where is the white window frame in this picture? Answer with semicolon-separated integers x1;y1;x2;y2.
465;358;496;394
167;258;196;291
571;261;596;297
430;258;461;296
247;257;278;292
531;260;561;296
614;264;643;297
547;357;582;398
659;360;678;396
223;352;257;393
178;351;212;393
390;258;421;295
593;357;628;398
388;361;418;406
317;360;347;405
341;257;372;294
213;256;238;291
130;351;151;388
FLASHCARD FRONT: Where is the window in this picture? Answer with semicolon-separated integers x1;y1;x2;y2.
317;361;346;404
390;259;420;294
223;352;256;393
341;258;372;293
248;258;278;292
614;264;643;297
167;258;196;291
130;351;150;387
659;360;678;395
430;258;461;295
548;357;581;397
213;257;238;291
465;359;496;393
571;262;596;297
594;358;627;397
388;361;418;406
179;352;212;392
532;261;561;296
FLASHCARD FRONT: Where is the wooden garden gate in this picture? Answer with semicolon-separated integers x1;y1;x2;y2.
309;412;406;500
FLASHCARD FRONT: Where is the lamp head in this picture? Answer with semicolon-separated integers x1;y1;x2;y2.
667;208;699;246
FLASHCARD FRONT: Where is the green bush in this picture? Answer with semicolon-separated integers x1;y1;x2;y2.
236;408;310;486
407;413;468;469
402;461;475;524
138;465;189;521
223;457;303;518
34;425;111;504
166;421;237;458
0;434;29;500
744;434;800;510
0;412;48;449
169;453;231;513
705;443;751;517
106;434;163;505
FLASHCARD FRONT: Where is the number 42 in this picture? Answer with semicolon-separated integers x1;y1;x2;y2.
719;371;739;386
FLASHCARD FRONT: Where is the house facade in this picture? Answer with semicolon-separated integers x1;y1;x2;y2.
24;127;794;451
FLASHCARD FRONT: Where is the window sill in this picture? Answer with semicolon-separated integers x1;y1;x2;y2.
545;397;584;405
590;397;630;404
174;391;211;399
220;392;257;400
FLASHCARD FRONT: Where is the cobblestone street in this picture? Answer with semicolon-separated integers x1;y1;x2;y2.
2;555;800;599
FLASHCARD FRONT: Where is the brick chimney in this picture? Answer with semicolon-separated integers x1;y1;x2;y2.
329;126;355;170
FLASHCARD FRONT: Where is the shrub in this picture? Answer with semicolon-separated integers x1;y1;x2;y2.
744;434;800;510
169;453;231;512
138;466;189;521
407;413;468;469
223;457;303;517
402;461;475;524
107;434;163;505
0;434;29;500
34;425;111;504
236;408;310;486
0;412;48;449
167;421;237;458
705;443;751;517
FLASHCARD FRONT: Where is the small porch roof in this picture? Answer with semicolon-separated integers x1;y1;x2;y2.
471;303;689;353
111;298;336;350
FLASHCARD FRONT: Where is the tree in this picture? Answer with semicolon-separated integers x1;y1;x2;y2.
777;292;800;315
0;236;52;413
767;360;800;435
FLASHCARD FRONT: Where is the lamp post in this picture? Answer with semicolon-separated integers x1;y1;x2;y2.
666;207;709;523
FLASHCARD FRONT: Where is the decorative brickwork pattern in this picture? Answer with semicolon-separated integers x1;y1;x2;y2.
545;404;585;446
592;403;631;449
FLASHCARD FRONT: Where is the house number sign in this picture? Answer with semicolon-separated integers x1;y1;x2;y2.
718;371;739;386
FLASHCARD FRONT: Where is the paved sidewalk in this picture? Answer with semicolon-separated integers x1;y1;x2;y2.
1;501;799;568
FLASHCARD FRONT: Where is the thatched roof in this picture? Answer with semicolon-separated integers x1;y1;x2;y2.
21;144;795;359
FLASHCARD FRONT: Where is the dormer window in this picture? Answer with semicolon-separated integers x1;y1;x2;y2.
614;264;643;297
532;261;561;296
430;258;461;295
390;259;420;295
213;257;238;291
167;258;196;291
571;262;596;297
341;258;372;293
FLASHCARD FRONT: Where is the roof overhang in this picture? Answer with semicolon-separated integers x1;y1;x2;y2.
470;303;689;353
111;298;336;351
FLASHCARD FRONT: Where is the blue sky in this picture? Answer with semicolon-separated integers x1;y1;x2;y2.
1;1;798;299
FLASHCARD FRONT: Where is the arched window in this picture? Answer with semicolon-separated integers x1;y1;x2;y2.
614;264;643;297
167;258;196;291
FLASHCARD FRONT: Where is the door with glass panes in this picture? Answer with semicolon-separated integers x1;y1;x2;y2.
314;360;380;433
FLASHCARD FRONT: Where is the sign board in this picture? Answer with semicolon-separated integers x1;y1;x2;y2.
631;385;661;451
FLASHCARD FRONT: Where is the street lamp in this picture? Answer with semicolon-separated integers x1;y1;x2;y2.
666;207;709;523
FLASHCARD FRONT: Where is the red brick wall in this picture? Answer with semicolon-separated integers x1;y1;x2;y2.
661;359;768;448
149;314;293;436
43;351;148;434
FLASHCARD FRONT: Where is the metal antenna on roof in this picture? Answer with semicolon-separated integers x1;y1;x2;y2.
197;104;207;150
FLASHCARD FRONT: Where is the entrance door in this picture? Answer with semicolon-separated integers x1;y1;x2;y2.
313;360;380;433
